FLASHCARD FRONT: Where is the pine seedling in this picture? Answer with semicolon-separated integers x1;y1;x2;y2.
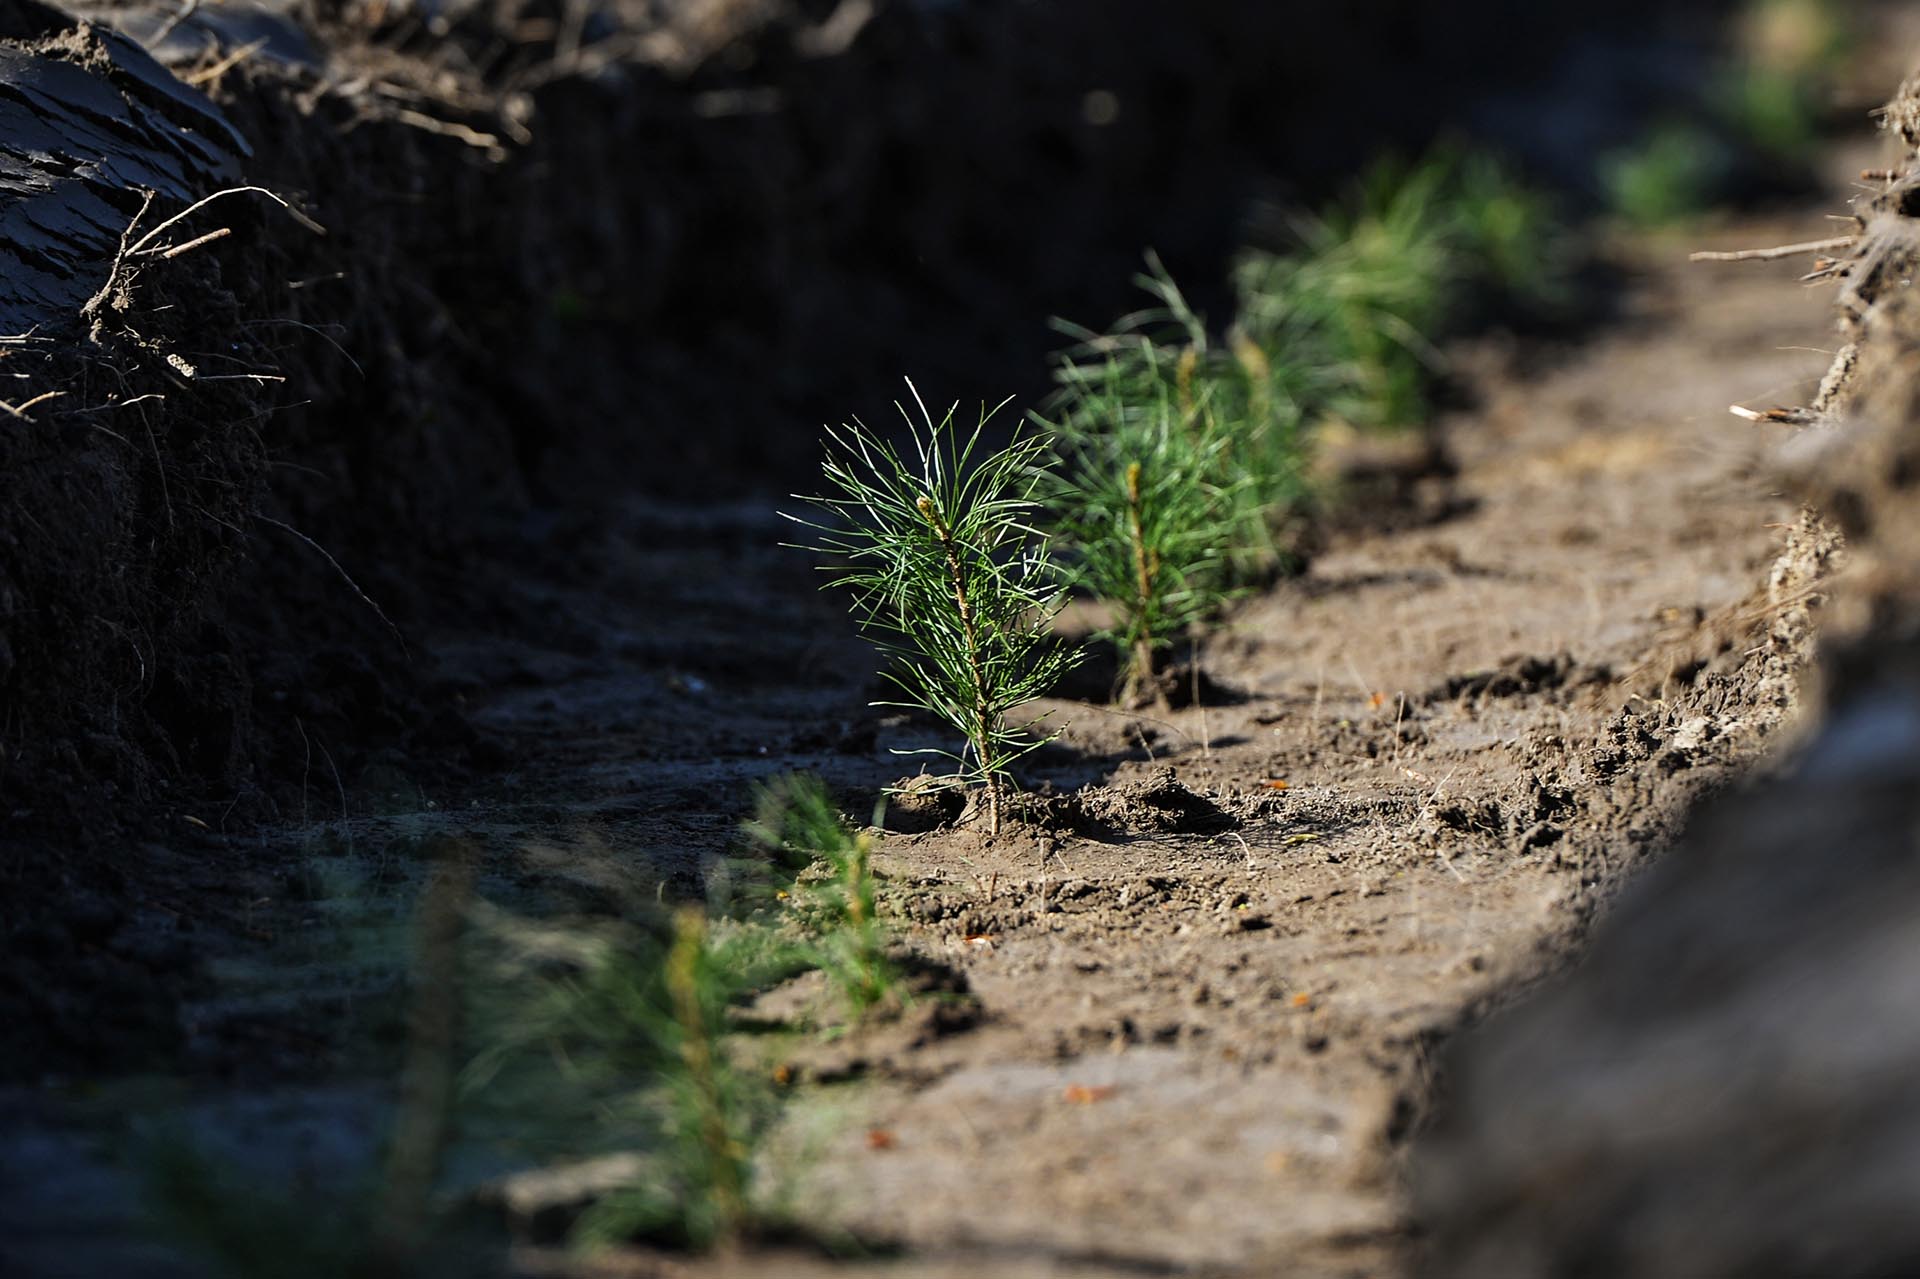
1600;122;1732;227
1233;147;1568;431
1445;149;1571;313
745;773;897;1015
1235;157;1459;431
601;907;754;1250
1048;256;1318;582
554;908;768;1252
467;901;792;1253
786;383;1081;835
1042;355;1247;706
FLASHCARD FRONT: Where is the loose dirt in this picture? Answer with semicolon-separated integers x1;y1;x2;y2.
2;2;1902;1274
1410;66;1920;1277
6;210;1844;1279
703;229;1832;1277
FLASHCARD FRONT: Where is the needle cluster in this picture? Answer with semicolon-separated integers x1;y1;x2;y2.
467;896;791;1253
744;773;898;1014
1049;254;1316;583
1040;353;1247;705
786;384;1080;834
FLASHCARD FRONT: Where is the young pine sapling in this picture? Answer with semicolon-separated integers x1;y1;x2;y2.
1050;254;1319;583
1233;146;1567;431
744;773;897;1015
466;895;795;1253
1042;355;1246;706
787;384;1081;835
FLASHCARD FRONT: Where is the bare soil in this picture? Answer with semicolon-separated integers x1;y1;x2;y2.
60;216;1830;1279
2;5;1885;1276
694;228;1831;1277
1411;68;1920;1278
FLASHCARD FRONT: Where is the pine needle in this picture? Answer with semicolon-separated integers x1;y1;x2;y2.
784;383;1081;835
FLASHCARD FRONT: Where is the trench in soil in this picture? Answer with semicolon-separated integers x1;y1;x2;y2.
0;195;1849;1276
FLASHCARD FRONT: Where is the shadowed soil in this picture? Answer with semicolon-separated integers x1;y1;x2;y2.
10;214;1839;1279
702;226;1830;1277
0;2;1895;1274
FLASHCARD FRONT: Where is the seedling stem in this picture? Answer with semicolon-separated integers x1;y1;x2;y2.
666;908;748;1247
917;494;1003;833
1125;462;1161;707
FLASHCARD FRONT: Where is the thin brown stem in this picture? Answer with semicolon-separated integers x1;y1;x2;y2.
1232;329;1273;426
846;833;884;1005
1125;462;1162;707
1688;235;1855;263
917;495;1002;835
667;909;747;1244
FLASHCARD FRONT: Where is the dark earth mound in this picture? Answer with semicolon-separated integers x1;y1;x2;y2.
1412;65;1920;1279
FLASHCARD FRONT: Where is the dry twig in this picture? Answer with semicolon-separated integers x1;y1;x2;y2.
1690;235;1857;263
128;186;325;256
151;227;232;260
0;389;66;421
185;38;267;87
147;0;201;48
1729;404;1820;425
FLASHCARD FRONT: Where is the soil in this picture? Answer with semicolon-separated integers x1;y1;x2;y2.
5;2;1902;1277
0;0;1755;856
1409;64;1920;1279
0;205;1846;1278
718;231;1833;1277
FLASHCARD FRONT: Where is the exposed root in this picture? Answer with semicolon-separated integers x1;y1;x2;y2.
256;515;410;660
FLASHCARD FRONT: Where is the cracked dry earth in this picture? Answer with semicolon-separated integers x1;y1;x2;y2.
449;221;1835;1279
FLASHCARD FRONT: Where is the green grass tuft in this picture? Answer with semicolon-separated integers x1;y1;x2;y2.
1603;0;1853;226
1601;121;1735;228
1445;150;1574;312
1727;0;1848;159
